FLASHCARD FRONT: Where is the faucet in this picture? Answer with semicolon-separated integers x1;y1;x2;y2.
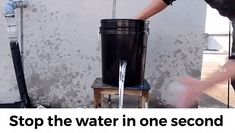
4;0;28;41
4;0;28;16
4;0;17;16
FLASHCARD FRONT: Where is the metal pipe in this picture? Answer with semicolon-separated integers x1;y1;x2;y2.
227;21;232;108
20;7;24;69
107;0;117;106
112;0;117;19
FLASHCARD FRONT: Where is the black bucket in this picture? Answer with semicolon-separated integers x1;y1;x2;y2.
99;19;149;86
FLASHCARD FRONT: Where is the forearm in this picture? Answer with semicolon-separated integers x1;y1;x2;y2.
135;0;168;20
202;60;235;90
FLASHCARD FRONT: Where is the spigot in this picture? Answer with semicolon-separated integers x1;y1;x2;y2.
4;0;29;41
4;0;28;16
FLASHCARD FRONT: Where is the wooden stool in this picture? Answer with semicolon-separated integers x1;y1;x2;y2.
91;78;151;108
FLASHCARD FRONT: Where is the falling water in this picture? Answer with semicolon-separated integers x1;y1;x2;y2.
119;60;127;108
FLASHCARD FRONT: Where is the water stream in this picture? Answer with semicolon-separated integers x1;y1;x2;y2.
118;60;127;108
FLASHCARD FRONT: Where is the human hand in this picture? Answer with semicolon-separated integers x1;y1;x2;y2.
175;77;205;108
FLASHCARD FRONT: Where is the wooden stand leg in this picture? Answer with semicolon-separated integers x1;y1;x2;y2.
138;96;142;108
141;91;149;108
94;89;102;108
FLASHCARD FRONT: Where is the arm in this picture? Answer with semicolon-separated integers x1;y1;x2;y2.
201;60;235;89
135;0;169;20
177;60;235;107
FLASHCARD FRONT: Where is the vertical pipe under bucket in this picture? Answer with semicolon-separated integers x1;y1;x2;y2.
112;0;117;19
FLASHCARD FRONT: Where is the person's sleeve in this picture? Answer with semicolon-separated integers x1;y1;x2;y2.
162;0;176;5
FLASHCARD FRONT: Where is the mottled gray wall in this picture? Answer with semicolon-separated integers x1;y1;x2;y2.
23;0;112;107
0;0;206;107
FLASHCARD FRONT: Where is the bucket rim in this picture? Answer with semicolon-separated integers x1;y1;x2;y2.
100;19;149;23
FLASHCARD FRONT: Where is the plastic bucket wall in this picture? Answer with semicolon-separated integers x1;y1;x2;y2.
100;19;149;86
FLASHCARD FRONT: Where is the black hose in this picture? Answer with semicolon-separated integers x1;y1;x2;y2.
10;41;32;108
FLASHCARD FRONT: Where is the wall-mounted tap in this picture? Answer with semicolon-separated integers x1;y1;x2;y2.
4;0;28;16
4;0;29;41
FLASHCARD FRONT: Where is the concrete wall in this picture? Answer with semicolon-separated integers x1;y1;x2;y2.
0;0;207;107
